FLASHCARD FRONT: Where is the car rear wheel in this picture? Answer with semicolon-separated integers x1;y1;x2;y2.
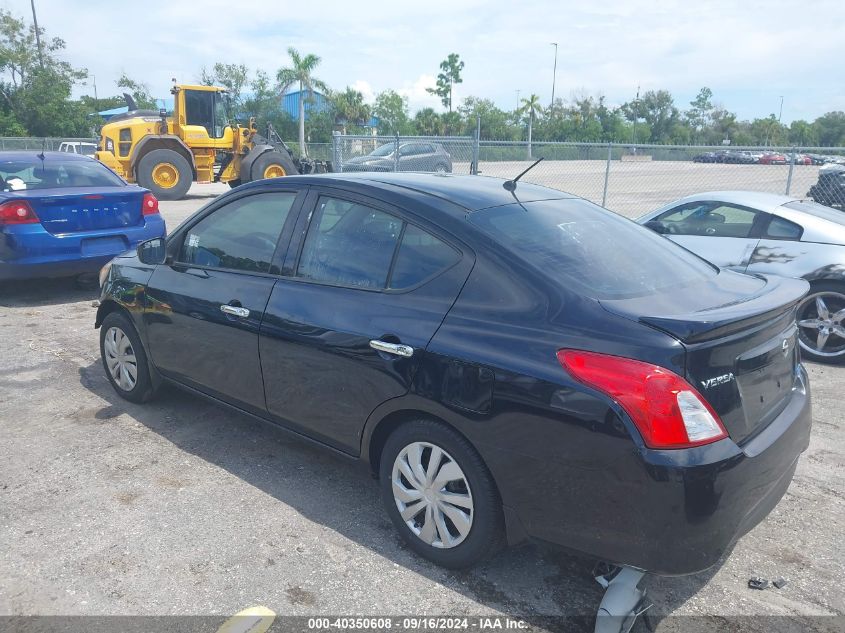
136;149;192;201
796;282;845;364
100;311;157;402
379;419;503;568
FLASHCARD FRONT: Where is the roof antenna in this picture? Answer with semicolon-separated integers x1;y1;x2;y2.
503;157;543;191
38;138;46;160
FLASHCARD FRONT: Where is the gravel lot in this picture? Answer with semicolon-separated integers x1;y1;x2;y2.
1;176;843;632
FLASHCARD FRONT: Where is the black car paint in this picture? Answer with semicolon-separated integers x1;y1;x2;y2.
97;173;812;576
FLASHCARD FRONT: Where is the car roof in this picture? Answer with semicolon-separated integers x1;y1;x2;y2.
0;150;95;163
252;172;577;213
657;190;801;213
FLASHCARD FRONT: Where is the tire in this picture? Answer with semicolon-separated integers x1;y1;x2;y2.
434;162;450;174
250;151;298;182
227;179;242;189
99;311;157;403
796;281;845;364
379;418;504;568
136;149;192;201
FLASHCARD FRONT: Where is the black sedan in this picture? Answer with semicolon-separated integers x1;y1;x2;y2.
95;173;811;622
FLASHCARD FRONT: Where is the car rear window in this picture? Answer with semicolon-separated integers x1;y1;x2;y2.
470;198;718;300
784;200;845;226
0;160;124;190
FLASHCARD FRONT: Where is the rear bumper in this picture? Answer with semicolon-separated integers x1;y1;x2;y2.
487;365;812;576
0;216;165;280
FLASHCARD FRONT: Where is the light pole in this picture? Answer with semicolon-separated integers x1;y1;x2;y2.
550;42;558;109
30;0;44;68
778;96;784;124
515;89;521;112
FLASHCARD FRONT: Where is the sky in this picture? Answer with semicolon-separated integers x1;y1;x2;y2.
9;0;845;123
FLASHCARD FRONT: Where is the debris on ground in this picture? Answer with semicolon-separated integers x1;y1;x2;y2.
748;577;769;590
773;577;788;589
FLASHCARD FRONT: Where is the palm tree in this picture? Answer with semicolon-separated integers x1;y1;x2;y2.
331;87;370;135
518;94;543;159
276;47;328;157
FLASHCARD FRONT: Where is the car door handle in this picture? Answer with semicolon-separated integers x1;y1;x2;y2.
369;340;414;358
220;305;250;318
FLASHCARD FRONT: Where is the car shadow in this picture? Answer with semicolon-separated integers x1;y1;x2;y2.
77;360;724;630
0;277;99;308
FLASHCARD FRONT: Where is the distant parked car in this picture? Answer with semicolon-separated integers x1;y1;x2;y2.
343;142;453;173
723;150;757;164
692;152;719;163
58;141;98;156
789;154;813;166
759;152;788;165
0;151;165;282
809;163;845;207
639;190;845;362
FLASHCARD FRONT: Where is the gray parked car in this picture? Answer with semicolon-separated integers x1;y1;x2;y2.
342;142;453;173
638;191;845;363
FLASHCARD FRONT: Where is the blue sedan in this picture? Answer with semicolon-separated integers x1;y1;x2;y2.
0;151;166;281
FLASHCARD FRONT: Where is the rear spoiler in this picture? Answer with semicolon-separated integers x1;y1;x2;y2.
631;275;809;343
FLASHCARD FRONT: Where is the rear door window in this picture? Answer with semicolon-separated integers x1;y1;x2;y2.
763;216;803;240
297;197;402;289
179;192;297;274
389;224;459;289
472;198;718;300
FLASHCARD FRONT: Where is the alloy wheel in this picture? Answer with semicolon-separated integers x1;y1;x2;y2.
103;326;138;391
797;291;845;358
391;441;474;549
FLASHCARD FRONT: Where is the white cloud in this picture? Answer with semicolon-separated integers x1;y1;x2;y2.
23;0;845;122
350;80;375;104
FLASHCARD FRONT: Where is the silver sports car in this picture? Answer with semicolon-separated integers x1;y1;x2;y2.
638;191;845;363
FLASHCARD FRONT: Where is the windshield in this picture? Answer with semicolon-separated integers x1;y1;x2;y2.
785;200;845;226
369;144;395;157
0;160;125;191
471;198;718;300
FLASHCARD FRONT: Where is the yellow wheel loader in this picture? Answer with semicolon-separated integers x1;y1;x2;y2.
95;84;330;200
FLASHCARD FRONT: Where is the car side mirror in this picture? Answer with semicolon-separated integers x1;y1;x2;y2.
137;237;167;265
644;220;667;234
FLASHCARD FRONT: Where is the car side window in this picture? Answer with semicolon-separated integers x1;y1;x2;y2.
297;197;402;289
389;224;459;289
764;216;803;240
656;202;760;238
179;192;296;274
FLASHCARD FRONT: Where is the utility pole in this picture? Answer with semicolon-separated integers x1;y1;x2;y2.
515;89;521;112
93;75;99;112
550;42;558;109
30;0;45;69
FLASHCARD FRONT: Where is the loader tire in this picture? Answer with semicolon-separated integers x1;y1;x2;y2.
251;152;298;181
136;149;192;201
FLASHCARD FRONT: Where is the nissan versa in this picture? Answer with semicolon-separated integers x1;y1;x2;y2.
95;174;812;595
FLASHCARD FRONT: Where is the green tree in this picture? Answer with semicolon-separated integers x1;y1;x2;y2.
373;89;411;135
686;87;713;143
426;53;464;112
457;96;516;139
200;62;248;116
622;90;679;143
813;111;845;147
413;107;444;136
517;93;543;158
330;86;370;134
116;73;157;110
788;120;818;147
276;47;328;157
0;8;88;136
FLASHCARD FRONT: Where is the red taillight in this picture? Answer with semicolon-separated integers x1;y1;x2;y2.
0;200;39;226
142;193;159;216
557;350;728;449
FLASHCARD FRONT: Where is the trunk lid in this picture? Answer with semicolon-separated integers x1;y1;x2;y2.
14;187;145;234
601;272;809;445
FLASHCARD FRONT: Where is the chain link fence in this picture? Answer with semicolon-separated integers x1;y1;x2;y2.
330;134;845;219
0;137;96;151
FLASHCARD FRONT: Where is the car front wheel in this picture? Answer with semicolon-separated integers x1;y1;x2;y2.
379;419;503;568
100;311;156;402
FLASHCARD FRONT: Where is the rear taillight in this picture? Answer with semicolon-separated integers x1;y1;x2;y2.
0;200;39;226
142;193;159;216
557;350;728;449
